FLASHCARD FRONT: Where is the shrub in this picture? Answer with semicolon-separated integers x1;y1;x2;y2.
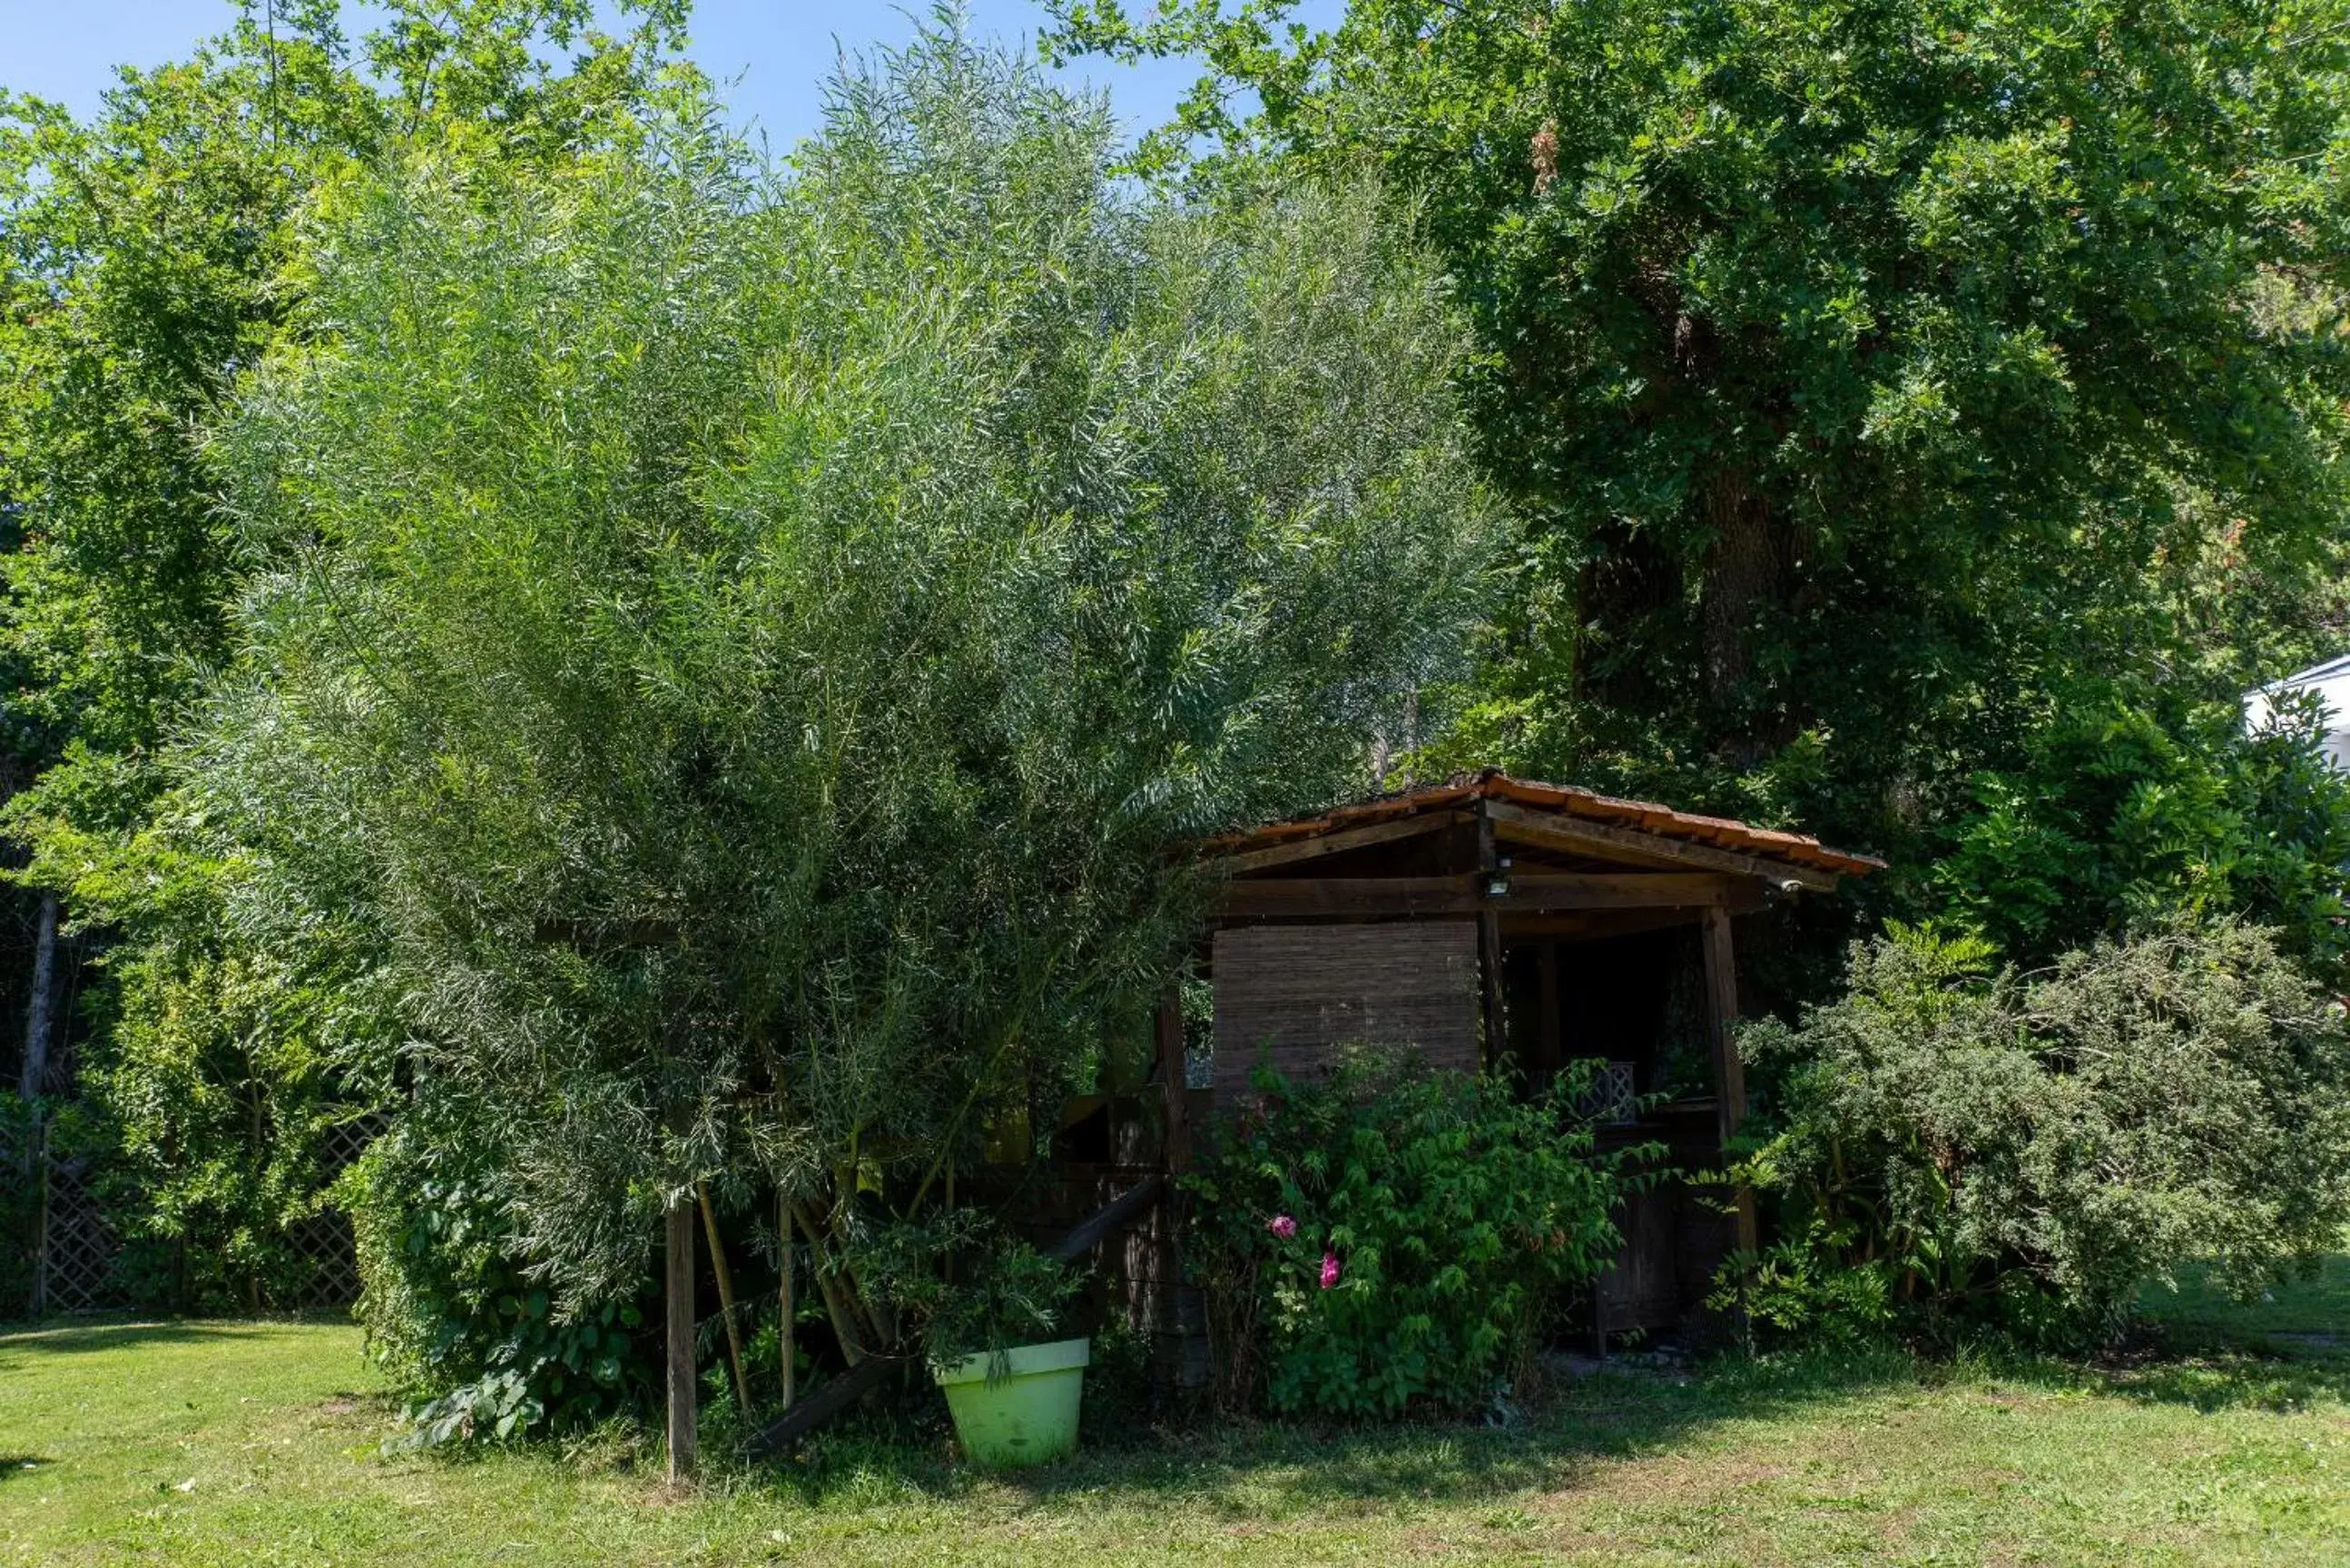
346;1117;657;1445
836;1210;1082;1372
1734;918;2350;1349
1186;1054;1633;1417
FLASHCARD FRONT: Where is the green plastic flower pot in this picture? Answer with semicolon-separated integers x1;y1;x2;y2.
932;1337;1089;1468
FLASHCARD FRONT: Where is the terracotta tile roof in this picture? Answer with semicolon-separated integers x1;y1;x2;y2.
1208;769;1886;880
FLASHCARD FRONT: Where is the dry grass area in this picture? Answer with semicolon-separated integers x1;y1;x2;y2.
3;1260;2346;1566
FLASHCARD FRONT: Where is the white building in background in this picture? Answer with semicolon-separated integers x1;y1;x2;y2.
2245;653;2350;771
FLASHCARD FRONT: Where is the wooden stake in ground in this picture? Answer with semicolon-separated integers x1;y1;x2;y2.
777;1194;796;1410
664;1191;696;1483
698;1182;750;1414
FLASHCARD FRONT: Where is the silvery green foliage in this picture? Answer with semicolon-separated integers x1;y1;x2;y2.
201;26;1503;1308
1744;919;2350;1344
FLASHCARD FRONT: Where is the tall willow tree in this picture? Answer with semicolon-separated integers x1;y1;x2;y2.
202;28;1501;1328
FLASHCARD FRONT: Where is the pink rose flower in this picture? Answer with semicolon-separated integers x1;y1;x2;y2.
1319;1252;1342;1289
1267;1214;1297;1240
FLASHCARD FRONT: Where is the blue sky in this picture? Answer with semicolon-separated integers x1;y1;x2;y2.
0;2;1336;152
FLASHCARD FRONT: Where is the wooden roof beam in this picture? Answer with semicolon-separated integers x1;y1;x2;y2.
1213;870;1750;920
1204;810;1462;877
1484;799;1842;893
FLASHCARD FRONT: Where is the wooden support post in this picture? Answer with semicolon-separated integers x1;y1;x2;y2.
1536;941;1562;1086
777;1192;796;1412
1478;911;1505;1068
1476;806;1507;1066
698;1183;750;1415
1154;985;1198;1388
1155;987;1191;1175
1700;907;1757;1256
664;1191;697;1484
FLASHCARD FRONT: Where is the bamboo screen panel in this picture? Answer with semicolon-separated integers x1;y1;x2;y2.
1210;921;1480;1104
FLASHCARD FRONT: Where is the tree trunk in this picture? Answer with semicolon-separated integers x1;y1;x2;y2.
21;891;56;1106
664;1192;697;1484
792;1198;876;1365
1698;468;1778;757
247;1049;267;1314
21;890;58;1319
28;1130;50;1320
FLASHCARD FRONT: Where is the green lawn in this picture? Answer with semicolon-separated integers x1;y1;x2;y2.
4;1272;2347;1566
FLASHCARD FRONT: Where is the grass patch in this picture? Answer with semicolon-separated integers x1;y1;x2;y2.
5;1274;2349;1565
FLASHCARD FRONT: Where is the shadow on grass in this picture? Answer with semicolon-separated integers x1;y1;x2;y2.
0;1456;56;1484
0;1318;319;1374
2097;1351;2350;1416
2109;1250;2350;1413
753;1264;2350;1512
765;1345;1934;1512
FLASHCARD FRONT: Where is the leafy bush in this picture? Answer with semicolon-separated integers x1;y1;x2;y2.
912;1242;1081;1373
347;1119;656;1445
1936;687;2350;988
837;1210;1082;1372
1734;919;2350;1349
1186;1055;1632;1417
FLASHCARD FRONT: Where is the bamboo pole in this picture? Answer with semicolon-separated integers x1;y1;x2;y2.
664;1192;697;1483
791;1198;874;1366
698;1183;751;1415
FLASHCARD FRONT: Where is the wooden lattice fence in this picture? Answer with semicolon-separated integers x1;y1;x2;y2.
13;1106;383;1319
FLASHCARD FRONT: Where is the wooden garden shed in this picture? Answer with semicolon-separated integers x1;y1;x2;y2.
761;769;1886;1448
1190;769;1883;1335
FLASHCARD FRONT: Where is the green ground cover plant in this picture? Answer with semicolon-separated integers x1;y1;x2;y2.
4;1259;2347;1566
